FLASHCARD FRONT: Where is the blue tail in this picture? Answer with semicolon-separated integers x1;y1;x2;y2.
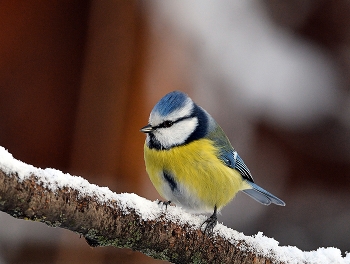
242;181;285;206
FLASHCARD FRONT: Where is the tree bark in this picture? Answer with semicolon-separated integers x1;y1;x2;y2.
0;147;343;264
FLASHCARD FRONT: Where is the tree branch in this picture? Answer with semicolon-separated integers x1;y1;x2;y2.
0;147;347;264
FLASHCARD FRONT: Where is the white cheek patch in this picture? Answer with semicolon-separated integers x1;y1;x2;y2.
156;117;198;148
149;98;194;126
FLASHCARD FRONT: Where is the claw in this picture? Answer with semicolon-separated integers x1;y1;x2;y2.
158;200;171;209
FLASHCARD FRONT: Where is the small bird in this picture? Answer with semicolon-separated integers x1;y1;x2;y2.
141;91;285;233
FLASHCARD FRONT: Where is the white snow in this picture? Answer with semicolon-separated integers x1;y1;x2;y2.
0;146;349;263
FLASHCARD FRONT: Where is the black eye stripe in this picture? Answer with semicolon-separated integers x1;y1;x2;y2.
154;114;195;129
162;120;173;128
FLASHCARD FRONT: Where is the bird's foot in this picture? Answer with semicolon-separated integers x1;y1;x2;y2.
158;200;171;209
200;206;218;235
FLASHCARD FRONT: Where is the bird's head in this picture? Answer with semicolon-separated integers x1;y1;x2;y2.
141;91;208;149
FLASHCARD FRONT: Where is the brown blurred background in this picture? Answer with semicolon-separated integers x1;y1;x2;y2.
0;0;349;263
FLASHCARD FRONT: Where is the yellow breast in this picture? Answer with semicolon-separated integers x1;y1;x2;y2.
144;138;248;213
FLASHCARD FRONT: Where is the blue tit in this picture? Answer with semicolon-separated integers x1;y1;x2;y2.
141;91;285;233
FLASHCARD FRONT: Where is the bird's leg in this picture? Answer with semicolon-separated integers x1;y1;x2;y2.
158;200;172;209
201;205;218;235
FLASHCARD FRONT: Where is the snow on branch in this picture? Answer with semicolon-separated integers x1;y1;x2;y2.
0;147;348;264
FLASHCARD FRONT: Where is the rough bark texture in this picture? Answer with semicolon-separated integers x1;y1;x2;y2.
0;169;282;264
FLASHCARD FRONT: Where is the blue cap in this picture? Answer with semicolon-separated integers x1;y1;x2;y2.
152;91;190;117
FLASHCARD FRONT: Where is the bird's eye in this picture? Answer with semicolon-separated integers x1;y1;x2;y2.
162;120;173;128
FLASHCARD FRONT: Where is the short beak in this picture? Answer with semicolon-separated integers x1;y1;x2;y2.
140;124;154;133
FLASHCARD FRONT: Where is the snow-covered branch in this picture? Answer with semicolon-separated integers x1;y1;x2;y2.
0;147;348;264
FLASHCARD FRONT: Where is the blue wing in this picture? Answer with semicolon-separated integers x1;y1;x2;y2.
234;153;254;182
206;121;285;206
220;150;256;184
206;121;255;182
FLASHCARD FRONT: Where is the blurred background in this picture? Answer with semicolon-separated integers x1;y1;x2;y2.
0;0;349;263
